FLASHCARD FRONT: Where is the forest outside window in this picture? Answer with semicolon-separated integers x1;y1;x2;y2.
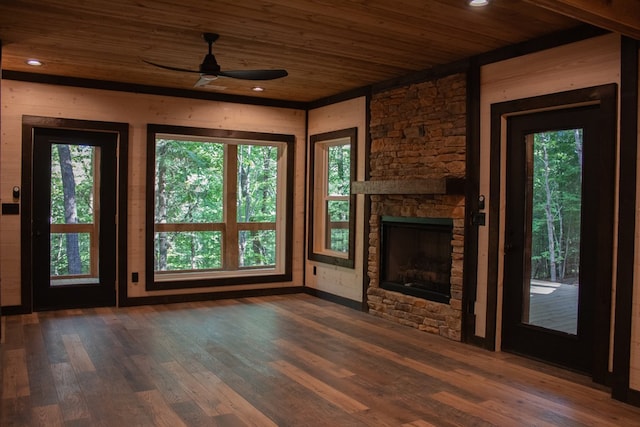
146;125;294;290
308;128;357;268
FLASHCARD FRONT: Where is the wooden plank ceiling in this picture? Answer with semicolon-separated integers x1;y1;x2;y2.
0;0;633;103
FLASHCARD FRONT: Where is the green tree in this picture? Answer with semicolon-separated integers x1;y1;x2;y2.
154;139;224;271
237;144;277;266
531;129;582;282
50;144;95;277
154;139;280;272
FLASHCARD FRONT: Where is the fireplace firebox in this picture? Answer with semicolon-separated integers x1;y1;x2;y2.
380;216;453;304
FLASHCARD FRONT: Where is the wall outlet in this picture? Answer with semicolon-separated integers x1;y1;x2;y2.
132;272;139;283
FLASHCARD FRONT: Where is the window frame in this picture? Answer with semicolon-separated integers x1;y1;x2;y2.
308;128;357;268
146;124;294;290
49;143;100;281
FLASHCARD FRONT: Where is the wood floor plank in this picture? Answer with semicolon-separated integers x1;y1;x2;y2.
402;420;438;427
1;396;33;426
170;400;218;427
75;368;155;426
211;413;251;427
136;389;188;427
192;370;279;427
20;313;40;326
61;334;95;373
274;338;356;378
454;368;625;426
131;354;191;405
30;404;65;427
431;391;522;427
50;362;91;421
2;348;30;399
3;294;640;427
2;316;25;350
479;399;561;427
38;317;72;366
162;360;224;417
22;324;58;407
270;359;369;414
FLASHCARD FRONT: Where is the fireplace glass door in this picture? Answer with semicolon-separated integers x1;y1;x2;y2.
380;217;452;303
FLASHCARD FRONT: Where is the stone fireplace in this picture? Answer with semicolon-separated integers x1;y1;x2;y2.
361;73;466;341
380;216;453;304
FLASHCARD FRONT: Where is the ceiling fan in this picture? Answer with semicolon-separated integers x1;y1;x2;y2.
143;33;288;87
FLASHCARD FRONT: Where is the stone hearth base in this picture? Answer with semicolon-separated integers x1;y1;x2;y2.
367;287;462;341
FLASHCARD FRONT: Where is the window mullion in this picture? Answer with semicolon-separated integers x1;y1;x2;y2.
224;144;239;270
91;146;100;277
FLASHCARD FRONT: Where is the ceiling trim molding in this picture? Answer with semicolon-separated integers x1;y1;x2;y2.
476;24;608;66
524;0;640;40
1;70;307;111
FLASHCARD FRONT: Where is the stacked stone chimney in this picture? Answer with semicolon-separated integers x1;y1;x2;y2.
366;73;466;341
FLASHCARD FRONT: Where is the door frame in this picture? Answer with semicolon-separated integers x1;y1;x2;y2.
21;116;129;312
485;84;618;384
502;105;608;374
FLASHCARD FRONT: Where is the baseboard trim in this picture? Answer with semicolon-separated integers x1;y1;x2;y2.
119;286;305;307
627;388;640;407
1;305;30;316
304;287;364;311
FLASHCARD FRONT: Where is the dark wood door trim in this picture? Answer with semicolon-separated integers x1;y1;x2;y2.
21;116;129;312
612;37;639;403
502;105;606;374
463;60;483;345
486;84;618;382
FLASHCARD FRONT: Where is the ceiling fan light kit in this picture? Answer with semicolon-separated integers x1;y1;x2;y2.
143;32;288;88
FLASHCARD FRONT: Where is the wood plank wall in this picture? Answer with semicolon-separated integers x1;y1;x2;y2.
477;33;621;347
0;81;306;306
306;97;367;303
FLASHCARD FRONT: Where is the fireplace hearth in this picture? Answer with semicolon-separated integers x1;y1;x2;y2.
380;216;453;304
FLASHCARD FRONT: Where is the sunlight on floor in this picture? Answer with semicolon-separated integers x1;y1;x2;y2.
530;279;563;295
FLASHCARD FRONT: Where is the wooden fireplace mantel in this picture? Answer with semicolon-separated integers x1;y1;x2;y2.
351;178;464;195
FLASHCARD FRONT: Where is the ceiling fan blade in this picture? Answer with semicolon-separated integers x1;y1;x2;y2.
143;60;201;74
218;69;288;80
194;75;218;87
144;34;287;85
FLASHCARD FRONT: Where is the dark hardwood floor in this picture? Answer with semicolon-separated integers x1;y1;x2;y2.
2;294;639;426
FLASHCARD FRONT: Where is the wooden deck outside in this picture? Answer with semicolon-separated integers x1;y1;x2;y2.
529;279;579;335
2;294;639;426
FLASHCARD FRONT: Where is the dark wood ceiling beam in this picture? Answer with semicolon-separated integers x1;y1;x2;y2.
523;0;640;40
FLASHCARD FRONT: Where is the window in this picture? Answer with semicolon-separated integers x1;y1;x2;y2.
50;143;99;283
146;125;294;290
308;128;357;268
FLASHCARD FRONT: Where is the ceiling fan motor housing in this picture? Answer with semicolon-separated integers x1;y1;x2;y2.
200;54;221;77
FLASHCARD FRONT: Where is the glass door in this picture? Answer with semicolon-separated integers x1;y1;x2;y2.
502;105;614;375
32;128;117;310
523;129;582;336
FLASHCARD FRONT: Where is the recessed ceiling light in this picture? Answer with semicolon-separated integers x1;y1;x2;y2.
468;0;489;6
252;86;265;92
26;59;43;66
